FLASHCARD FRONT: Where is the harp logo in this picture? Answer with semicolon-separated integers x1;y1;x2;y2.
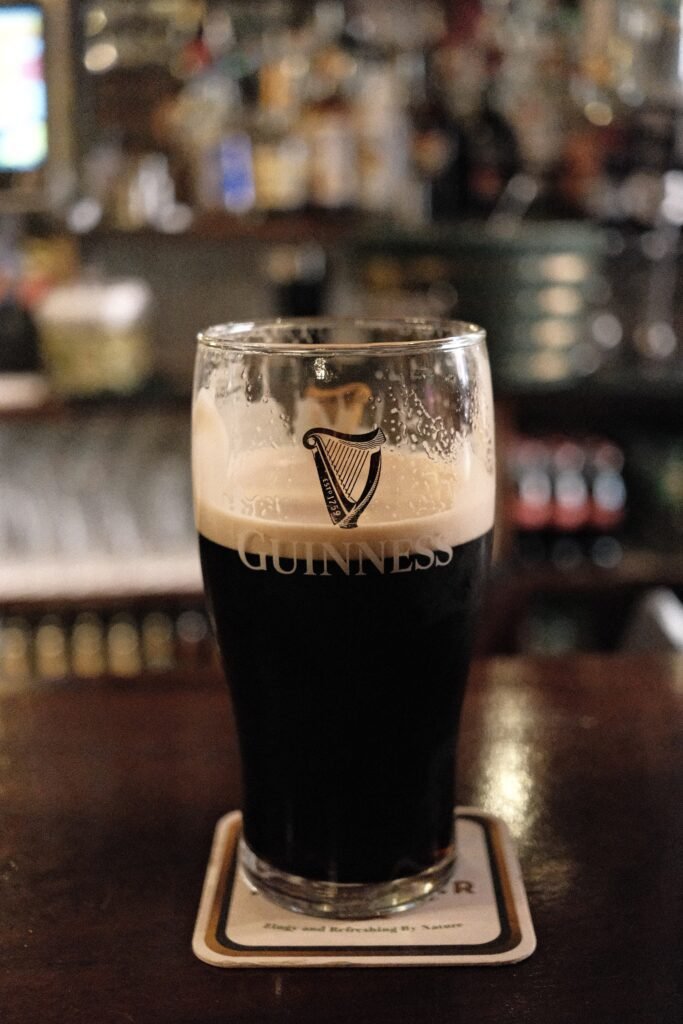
303;426;386;529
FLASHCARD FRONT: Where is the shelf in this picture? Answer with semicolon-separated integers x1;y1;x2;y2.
77;215;608;250
0;551;202;612
476;549;683;654
80;211;373;246
503;362;683;402
493;550;683;595
501;362;683;429
0;377;189;422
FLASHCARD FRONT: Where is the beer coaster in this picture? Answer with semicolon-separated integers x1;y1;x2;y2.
192;809;536;967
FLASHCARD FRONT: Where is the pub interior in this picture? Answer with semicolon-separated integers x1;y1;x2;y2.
1;0;681;669
0;2;681;1022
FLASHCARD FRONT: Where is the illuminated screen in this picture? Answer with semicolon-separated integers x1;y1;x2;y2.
0;5;48;171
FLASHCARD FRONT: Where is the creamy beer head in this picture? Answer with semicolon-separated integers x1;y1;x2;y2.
193;388;495;558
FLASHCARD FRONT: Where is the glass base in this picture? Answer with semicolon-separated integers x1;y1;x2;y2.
238;838;456;919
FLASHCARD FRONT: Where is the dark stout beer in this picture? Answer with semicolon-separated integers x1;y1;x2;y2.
199;525;491;884
193;319;495;914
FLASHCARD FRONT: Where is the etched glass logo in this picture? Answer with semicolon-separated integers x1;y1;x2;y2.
303;426;386;529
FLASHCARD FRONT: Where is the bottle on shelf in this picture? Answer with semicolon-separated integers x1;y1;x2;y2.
585;439;626;568
0;617;33;685
550;439;590;570
250;34;309;214
508;434;628;570
509;438;554;564
265;243;328;317
300;37;358;213
465;84;521;216
170;62;248;213
35;615;69;681
353;57;411;218
404;50;469;222
72;612;107;678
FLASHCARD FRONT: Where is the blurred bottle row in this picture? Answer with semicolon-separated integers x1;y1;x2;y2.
506;430;682;565
1;2;681;405
0;607;215;686
508;434;627;568
72;0;683;231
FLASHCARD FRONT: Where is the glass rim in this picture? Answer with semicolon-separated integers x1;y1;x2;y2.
197;317;486;356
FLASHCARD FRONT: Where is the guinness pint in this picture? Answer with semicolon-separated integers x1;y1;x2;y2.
193;318;495;918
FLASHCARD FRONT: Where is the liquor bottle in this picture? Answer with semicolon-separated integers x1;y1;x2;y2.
510;438;554;563
107;613;143;678
550;439;590;570
405;51;469;221
172;64;249;213
301;39;358;212
141;611;175;672
35;615;68;680
0;281;41;373
585;439;626;568
72;612;107;678
265;243;328;317
353;58;410;217
465;85;520;215
0;229;42;375
251;39;309;213
0;617;33;683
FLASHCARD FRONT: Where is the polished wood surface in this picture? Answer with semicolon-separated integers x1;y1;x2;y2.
1;655;680;1023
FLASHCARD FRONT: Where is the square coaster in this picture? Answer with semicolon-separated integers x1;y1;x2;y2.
193;808;536;967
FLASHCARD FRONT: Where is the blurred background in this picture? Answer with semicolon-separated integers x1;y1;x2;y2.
0;0;681;683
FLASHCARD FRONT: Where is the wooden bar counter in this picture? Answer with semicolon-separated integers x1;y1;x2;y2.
1;655;681;1023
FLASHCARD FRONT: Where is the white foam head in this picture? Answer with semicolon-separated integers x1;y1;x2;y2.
193;390;495;554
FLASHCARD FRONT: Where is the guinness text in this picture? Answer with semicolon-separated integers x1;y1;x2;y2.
237;531;454;576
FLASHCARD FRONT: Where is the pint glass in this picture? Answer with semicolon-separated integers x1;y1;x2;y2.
192;319;495;918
